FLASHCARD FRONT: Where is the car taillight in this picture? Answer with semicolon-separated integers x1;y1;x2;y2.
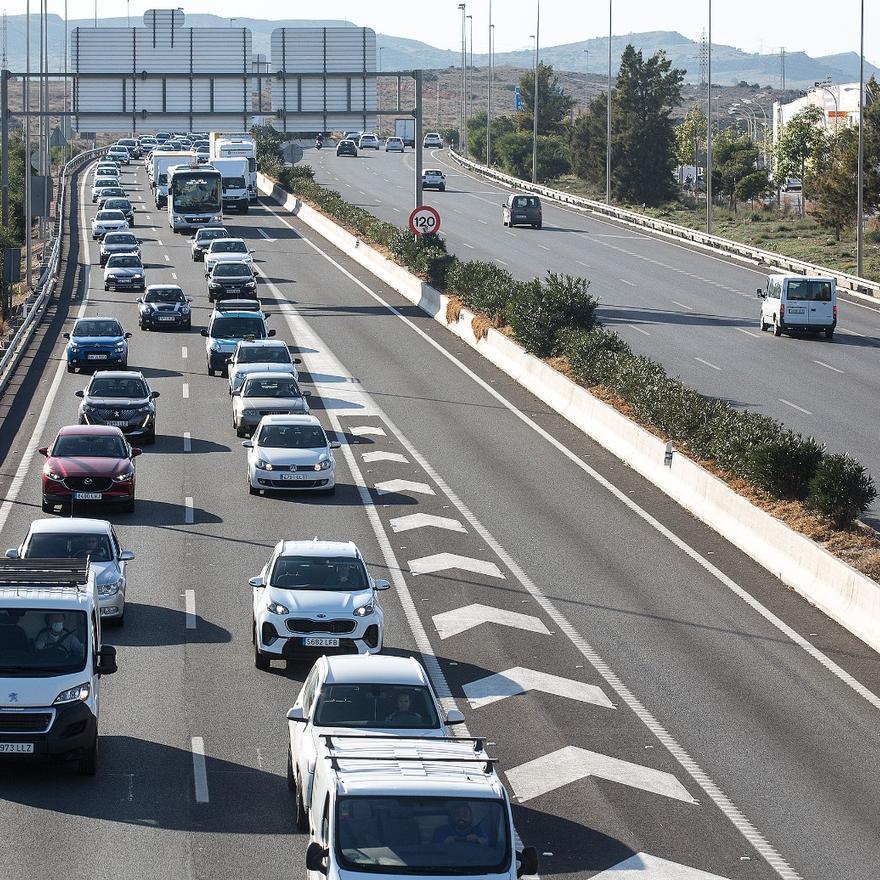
779;303;785;321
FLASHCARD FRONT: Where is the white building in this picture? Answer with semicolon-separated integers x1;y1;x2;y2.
773;82;864;144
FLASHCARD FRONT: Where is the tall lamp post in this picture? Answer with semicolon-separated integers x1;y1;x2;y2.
742;97;769;167
458;3;466;154
813;78;840;134
857;0;865;277
531;0;539;184
378;47;383;72
466;14;473;140
487;7;493;166
706;0;713;235
606;0;611;204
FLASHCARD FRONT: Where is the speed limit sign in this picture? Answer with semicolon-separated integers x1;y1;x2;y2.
408;204;441;236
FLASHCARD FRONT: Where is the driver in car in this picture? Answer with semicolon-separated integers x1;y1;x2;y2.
73;534;110;562
384;691;423;725
34;612;84;654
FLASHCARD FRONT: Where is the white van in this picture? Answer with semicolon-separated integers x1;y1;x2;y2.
0;559;118;775
758;274;837;339
304;734;538;880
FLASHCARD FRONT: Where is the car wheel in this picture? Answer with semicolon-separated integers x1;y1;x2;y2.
77;739;97;776
104;284;109;290
295;787;309;832
143;427;156;445
825;328;834;339
287;745;297;793
249;481;259;496
66;363;75;374
254;640;271;671
536;221;543;229
123;497;135;513
759;315;767;332
773;318;782;337
236;424;246;438
207;366;215;377
440;185;446;192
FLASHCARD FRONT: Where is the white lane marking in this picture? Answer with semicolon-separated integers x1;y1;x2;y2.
183;432;191;452
838;327;865;337
537;244;550;251
171;272;177;280
145;215;151;221
779;398;813;416
191;736;209;803
375;478;435;496
494;258;509;266
362;451;408;464
151;227;156;232
695;357;721;371
185;590;197;629
184;496;194;524
257;228;276;241
477;218;488;224
392;207;401;214
628;324;651;336
390;513;467;534
461;242;476;249
433;604;550;640
349;425;386;437
157;238;163;245
576;260;590;268
671;300;693;311
262;204;847;873
464;667;614;710
181;346;188;359
164;254;170;262
504;230;515;237
591;852;732;878
507;746;697;805
409;553;505;579
736;327;762;339
814;360;844;374
620;278;636;286
0;163;94;536
182;383;190;399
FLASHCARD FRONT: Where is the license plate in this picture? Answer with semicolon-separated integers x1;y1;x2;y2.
0;743;34;753
281;472;310;480
158;316;176;322
87;353;108;360
74;492;102;500
302;637;339;647
106;420;128;427
227;287;240;293
788;307;805;314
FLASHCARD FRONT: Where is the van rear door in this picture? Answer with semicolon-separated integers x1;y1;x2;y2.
786;278;834;327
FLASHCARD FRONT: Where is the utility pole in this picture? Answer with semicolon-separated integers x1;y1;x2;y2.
531;0;539;184
780;47;786;90
487;3;493;166
857;0;865;277
606;0;611;204
583;48;589;112
458;3;466;154
706;0;713;236
414;69;424;209
466;14;472;140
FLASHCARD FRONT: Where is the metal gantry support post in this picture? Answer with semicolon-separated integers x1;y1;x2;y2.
414;68;423;210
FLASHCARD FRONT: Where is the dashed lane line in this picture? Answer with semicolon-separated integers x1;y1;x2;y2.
671;300;693;311
629;324;651;336
191;737;209;803
184;496;194;524
182;383;189;399
185;590;197;629
183;432;191;452
813;360;844;374
779;398;813;416
695;357;721;371
181;346;188;359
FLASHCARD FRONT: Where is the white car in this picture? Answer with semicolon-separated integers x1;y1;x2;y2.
92;166;120;183
423;132;443;148
91;176;120;202
107;146;130;165
228;339;300;395
232;372;310;438
91;209;130;240
285;655;465;829
5;517;134;623
422;169;446;191
203;238;254;275
242;414;336;493
358;133;380;150
385;136;404;152
250;539;389;670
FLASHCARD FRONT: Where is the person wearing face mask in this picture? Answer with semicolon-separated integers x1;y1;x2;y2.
34;612;84;654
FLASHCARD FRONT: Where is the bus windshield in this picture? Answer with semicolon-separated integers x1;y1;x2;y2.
170;174;221;212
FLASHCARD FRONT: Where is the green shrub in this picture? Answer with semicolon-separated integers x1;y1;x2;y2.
806;454;878;527
389;231;456;288
446;260;517;322
741;431;824;500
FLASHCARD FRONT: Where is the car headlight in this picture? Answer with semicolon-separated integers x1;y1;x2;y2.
353;601;375;618
45;468;64;481
181;305;190;314
173;215;183;222
115;341;127;350
209;282;221;290
98;578;123;596
112;470;134;483
210;341;222;351
267;601;289;615
255;458;273;471
245;280;256;289
82;403;98;413
242;408;258;418
54;682;91;704
68;342;79;351
135;403;151;413
131;273;143;280
314;458;332;471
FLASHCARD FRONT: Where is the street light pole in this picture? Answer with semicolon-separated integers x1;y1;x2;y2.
487;2;493;167
857;0;865;277
458;3;466;154
606;0;612;204
532;0;539;184
466;14;473;140
25;0;31;288
706;0;713;236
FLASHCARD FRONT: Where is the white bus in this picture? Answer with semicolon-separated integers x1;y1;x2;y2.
167;166;223;232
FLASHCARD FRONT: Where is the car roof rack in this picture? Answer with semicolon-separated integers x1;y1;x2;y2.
0;559;90;590
319;734;496;773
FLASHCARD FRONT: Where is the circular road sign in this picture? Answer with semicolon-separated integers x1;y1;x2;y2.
408;204;441;236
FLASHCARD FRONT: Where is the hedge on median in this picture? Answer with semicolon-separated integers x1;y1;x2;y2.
262;150;877;528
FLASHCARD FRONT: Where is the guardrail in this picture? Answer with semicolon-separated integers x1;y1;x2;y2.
449;149;880;301
0;147;104;394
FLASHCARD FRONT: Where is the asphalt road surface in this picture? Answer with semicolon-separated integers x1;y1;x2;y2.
0;158;878;880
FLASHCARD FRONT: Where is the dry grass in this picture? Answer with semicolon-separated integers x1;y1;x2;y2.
446;297;464;325
471;314;495;340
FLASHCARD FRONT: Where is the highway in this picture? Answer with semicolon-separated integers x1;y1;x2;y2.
0;157;878;880
307;143;880;527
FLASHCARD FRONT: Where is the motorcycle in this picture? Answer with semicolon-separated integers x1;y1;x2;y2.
315;137;324;151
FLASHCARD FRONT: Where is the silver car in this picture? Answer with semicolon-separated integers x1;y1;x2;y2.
228;339;300;395
232;372;310;437
99;231;141;266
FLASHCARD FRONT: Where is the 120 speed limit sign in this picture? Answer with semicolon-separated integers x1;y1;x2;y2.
408;205;441;236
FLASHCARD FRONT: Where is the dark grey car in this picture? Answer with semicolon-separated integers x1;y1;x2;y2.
100;232;141;267
76;370;160;444
502;194;542;229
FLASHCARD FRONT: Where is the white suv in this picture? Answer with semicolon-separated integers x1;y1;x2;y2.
423;132;443;148
358;133;380;150
250;540;390;670
286;654;465;829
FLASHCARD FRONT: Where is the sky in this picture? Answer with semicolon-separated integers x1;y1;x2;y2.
4;0;879;65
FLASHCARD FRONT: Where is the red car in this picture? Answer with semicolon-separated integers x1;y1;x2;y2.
39;425;141;514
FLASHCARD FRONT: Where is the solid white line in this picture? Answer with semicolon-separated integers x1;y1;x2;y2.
576;260;589;268
628;324;651;336
537;244;550;251
257;228;273;240
695;357;721;371
494;259;508;266
736;327;762;339
191;736;209;803
461;242;475;249
620;278;636;286
185;589;197;629
182;383;189;399
183;431;191;452
813;360;844;374
671;300;693;311
779;398;813;416
184;496;194;524
838;327;865;337
181;346;188;359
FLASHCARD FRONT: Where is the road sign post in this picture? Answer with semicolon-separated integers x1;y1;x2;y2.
408;205;441;237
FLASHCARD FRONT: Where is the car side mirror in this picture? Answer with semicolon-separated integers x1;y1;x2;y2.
305;843;328;874
756;288;765;297
119;550;135;562
445;709;465;725
286;706;307;723
268;329;276;337
373;579;391;591
249;575;265;588
131;448;143;457
136;298;143;304
63;332;71;340
187;297;192;303
124;332;132;339
302;390;312;397
200;329;209;337
293;357;302;364
75;390;85;398
241;439;253;448
329;441;341;449
38;446;49;456
150;390;160;399
517;847;539;877
96;645;118;676
5;548;19;559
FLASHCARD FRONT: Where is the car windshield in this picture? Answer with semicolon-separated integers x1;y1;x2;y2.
94;177;116;186
211;241;247;253
335;797;509;874
25;533;113;562
146;288;186;303
215;264;252;278
786;279;833;302
197;229;228;242
242;378;301;398
238;346;290;364
107;256;141;268
104;200;131;212
88;377;148;398
73;320;123;337
52;433;128;458
257;424;326;449
222;176;246;188
96;211;125;222
269;556;368;591
104;234;137;247
0;608;88;676
101;189;125;197
313;684;441;730
210;317;265;339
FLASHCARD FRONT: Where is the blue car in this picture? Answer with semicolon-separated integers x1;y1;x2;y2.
64;316;131;374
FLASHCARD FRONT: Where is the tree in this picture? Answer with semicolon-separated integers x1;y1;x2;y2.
494;131;569;181
515;62;575;135
712;130;768;213
674;106;707;187
466;112;515;163
567;92;608;187
609;45;684;205
774;106;825;187
807;126;859;240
